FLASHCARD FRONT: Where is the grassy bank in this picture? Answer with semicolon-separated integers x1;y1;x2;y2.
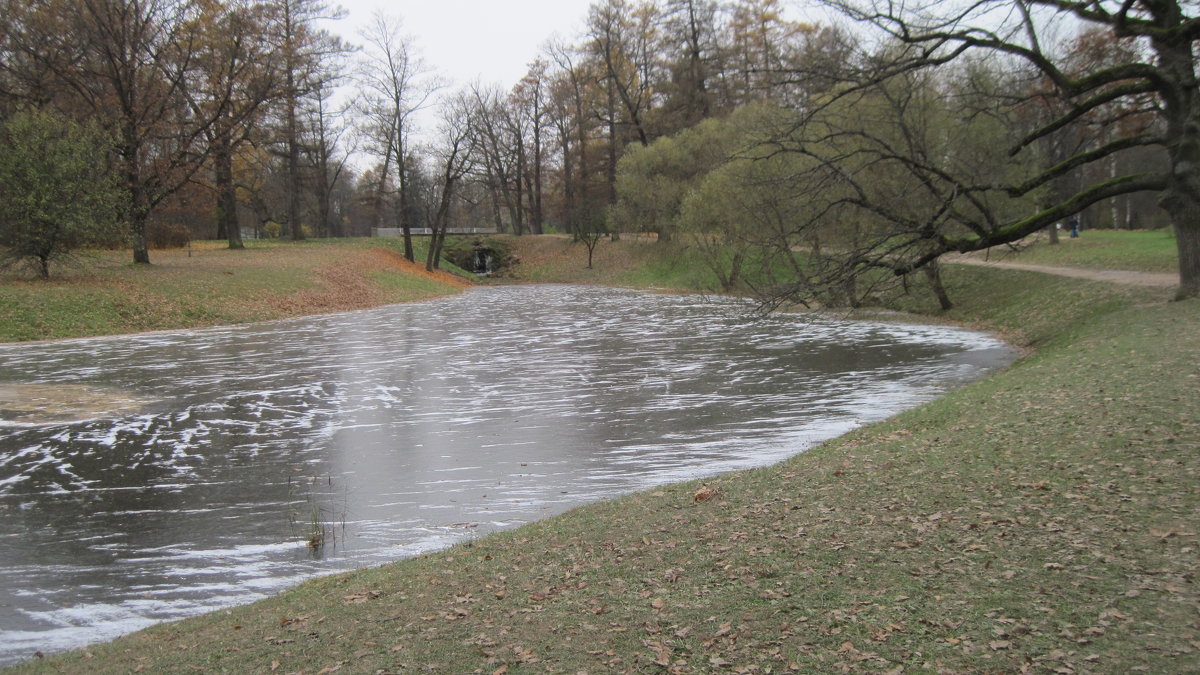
0;239;469;342
961;229;1179;274
495;234;723;290
10;239;1199;674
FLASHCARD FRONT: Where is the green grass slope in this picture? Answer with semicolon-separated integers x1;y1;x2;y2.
963;229;1180;274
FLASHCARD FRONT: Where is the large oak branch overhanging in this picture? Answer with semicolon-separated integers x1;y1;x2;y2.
1012;80;1161;153
1007;132;1166;196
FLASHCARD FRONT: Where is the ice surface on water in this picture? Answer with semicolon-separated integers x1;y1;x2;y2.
0;285;1015;665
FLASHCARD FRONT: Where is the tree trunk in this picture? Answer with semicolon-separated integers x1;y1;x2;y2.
488;181;505;232
532;107;544;235
574;88;588;208
284;52;305;242
131;211;151;264
123;144;151;264
559;124;575;218
606;81;620;242
514;138;527;235
1153;32;1200;300
214;133;244;250
427;196;452;272
286;96;303;241
1110;135;1120;229
923;261;953;311
316;158;332;238
1174;217;1200;301
371;128;394;233
397;153;414;261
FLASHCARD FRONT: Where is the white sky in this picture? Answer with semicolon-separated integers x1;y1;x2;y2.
333;0;598;89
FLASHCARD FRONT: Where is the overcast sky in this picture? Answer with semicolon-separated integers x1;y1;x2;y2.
332;0;598;89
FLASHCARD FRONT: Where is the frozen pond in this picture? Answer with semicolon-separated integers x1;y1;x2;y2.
0;285;1015;665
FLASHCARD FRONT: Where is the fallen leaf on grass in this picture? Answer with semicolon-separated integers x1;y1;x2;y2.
512;646;539;663
342;591;382;604
645;640;672;667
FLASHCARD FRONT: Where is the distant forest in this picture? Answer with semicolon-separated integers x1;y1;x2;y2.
2;0;1196;300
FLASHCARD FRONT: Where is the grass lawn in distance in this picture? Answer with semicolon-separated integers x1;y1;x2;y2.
969;229;1179;274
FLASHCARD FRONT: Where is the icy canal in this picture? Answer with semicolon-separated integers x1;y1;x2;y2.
0;285;1016;665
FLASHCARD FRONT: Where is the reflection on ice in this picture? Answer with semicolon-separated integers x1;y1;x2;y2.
0;285;1015;666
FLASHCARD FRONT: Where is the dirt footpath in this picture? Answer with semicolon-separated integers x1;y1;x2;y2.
948;255;1178;287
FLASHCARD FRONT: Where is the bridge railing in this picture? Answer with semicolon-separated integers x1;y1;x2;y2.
372;227;498;237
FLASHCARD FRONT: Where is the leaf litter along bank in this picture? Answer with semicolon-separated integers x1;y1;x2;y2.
9;263;1199;674
0;240;470;343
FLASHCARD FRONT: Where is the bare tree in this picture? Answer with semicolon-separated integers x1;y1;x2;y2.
356;11;438;259
266;0;348;242
470;83;524;233
303;79;354;237
513;61;551;234
426;89;478;272
546;39;600;217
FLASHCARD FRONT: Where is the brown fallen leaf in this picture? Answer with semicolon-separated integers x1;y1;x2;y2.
647;640;672;667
